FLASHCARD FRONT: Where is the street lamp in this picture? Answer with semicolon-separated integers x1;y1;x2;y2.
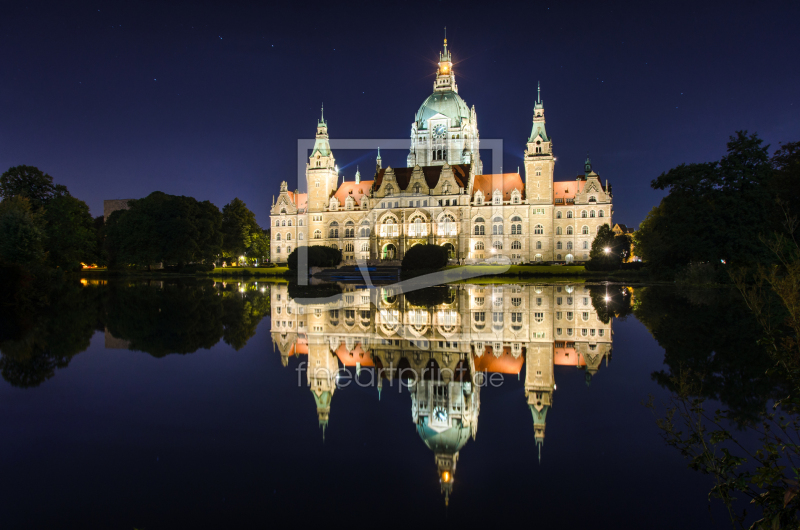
603;247;611;254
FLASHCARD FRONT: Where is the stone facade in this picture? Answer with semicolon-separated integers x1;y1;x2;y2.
270;40;613;264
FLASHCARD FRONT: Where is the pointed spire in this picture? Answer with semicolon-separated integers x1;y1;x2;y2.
319;103;326;126
538;442;542;465
355;165;361;184
537;81;541;103
376;147;382;170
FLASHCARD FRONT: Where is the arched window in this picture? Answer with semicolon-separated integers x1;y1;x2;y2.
361;243;369;252
276;233;281;241
492;241;503;250
413;183;421;194
513;241;522;250
566;226;573;235
556;211;562;219
439;214;456;236
510;216;523;235
557;254;562;260
286;233;292;241
385;185;394;196
582;226;589;235
380;218;398;238
345;243;354;252
556;227;562;235
299;219;304;226
589;196;597;202
282;220;286;226
590;210;596;218
475;225;485;235
581;210;587;218
583;241;589;249
599;210;605;217
536;241;541;249
313;230;321;239
567;211;573;218
567;241;573;250
534;224;544;235
557;241;562;250
288;220;292;226
493;191;502;205
475;241;484;250
299;232;304;240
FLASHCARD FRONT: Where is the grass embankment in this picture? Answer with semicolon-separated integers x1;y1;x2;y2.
80;266;290;279
202;266;288;277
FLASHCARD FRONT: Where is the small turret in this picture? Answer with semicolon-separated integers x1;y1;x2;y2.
376;147;382;171
585;155;592;176
355;166;361;184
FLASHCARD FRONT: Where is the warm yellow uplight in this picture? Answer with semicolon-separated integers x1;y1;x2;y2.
442;471;451;483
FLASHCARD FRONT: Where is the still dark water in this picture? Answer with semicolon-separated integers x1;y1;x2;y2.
0;279;776;529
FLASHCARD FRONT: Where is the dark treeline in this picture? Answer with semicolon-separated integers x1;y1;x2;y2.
0;279;270;388
0;165;270;283
588;284;787;423
635;133;800;280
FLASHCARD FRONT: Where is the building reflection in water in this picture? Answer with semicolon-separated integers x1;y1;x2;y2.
270;283;614;504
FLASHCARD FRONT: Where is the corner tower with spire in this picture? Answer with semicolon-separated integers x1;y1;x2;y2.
524;83;555;206
307;105;338;213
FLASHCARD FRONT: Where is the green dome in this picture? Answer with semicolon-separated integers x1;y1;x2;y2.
416;90;470;129
416;418;471;455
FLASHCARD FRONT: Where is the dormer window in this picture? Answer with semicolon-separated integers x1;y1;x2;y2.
493;191;502;205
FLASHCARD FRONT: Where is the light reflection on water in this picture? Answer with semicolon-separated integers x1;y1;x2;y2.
0;279;778;528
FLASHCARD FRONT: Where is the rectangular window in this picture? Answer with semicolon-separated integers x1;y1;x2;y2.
534;332;545;339
536;297;542;306
567;297;573;305
556;311;562;320
599;329;605;337
583;297;589;305
557;297;562;305
557;328;562;335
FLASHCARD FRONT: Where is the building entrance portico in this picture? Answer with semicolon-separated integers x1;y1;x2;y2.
383;243;397;260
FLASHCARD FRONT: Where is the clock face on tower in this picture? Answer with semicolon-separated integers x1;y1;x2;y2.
433;124;447;138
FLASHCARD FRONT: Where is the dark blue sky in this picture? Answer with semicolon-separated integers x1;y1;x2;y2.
2;0;798;227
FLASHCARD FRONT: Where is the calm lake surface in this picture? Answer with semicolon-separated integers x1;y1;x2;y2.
0;279;776;528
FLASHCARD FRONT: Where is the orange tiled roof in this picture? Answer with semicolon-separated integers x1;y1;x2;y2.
471;173;525;201
332;181;374;207
473;345;524;374
285;191;308;210
553;180;586;201
334;343;374;367
554;346;585;366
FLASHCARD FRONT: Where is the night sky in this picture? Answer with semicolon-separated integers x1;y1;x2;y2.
2;0;798;227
